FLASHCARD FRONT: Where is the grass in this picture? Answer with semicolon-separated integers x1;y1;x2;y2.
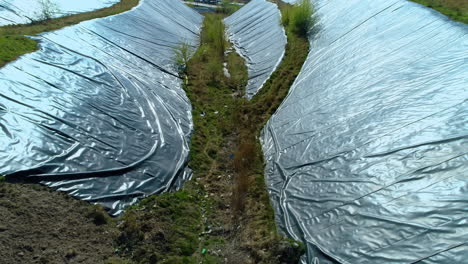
116;182;207;264
410;0;468;23
115;2;311;263
0;35;38;66
0;0;139;68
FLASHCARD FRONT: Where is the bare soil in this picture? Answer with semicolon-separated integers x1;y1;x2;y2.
0;182;118;264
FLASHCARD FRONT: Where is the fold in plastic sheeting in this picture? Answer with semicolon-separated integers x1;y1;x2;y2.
261;0;468;263
0;0;121;26
0;0;202;216
224;0;286;99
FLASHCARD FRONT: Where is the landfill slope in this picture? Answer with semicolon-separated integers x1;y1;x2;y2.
0;0;121;26
224;0;286;98
0;0;202;215
262;0;468;263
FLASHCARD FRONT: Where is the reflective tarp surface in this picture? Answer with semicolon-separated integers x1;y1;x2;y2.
0;0;120;26
261;0;468;263
224;0;286;99
0;0;202;215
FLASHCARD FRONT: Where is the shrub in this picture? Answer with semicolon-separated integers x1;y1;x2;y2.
282;0;315;38
173;41;193;74
34;0;61;22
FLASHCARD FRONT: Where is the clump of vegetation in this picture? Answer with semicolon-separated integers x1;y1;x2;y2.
34;0;61;22
86;204;111;226
410;0;468;24
172;41;193;74
0;0;140;68
281;0;315;38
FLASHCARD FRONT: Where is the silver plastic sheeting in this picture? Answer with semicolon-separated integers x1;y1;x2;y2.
224;0;286;99
0;0;202;216
0;0;121;26
261;0;468;263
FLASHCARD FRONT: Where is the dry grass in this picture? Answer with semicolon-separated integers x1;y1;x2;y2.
231;140;256;214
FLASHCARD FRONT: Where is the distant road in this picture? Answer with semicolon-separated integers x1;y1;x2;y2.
182;1;245;9
183;1;220;8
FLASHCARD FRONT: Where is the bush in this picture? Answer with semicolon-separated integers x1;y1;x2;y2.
282;0;315;38
34;0;61;22
173;42;193;74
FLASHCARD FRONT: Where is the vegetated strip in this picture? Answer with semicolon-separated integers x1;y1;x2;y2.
410;0;468;24
115;2;311;263
0;0;140;68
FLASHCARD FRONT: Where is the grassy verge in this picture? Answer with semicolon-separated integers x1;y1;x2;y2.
0;0;139;67
116;2;311;263
409;0;468;23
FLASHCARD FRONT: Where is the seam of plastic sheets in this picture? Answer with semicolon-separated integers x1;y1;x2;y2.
0;0;122;26
0;0;202;216
224;0;287;99
261;0;468;263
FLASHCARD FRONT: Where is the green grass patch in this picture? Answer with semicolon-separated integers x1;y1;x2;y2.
410;0;468;23
0;35;38;66
0;0;139;68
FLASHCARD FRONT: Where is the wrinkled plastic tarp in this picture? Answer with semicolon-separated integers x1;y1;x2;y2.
0;0;202;216
0;0;121;26
261;0;468;263
224;0;286;99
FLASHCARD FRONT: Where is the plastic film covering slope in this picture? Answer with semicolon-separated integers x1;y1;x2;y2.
224;0;286;99
0;0;121;26
0;0;202;216
261;0;468;263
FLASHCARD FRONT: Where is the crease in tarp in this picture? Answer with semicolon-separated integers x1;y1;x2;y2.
224;0;287;99
0;0;202;216
261;0;468;263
